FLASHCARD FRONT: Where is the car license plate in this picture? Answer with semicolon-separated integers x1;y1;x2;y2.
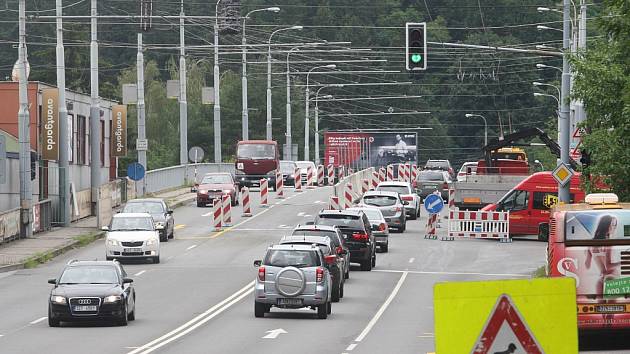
277;298;303;306
73;305;98;312
596;305;625;313
124;248;143;253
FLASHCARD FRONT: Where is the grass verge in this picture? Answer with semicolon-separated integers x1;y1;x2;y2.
22;231;104;269
532;265;548;278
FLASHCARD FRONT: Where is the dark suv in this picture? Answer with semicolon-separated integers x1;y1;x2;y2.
314;210;376;271
291;225;350;280
47;260;136;327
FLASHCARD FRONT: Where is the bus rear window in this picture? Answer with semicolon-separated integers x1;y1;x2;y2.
565;210;630;242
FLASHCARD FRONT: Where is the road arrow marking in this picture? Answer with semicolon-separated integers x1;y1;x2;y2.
262;328;287;339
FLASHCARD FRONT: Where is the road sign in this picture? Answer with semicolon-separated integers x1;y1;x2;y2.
136;139;148;151
434;277;577;354
188;146;204;163
552;163;573;187
127;162;145;181
424;194;444;214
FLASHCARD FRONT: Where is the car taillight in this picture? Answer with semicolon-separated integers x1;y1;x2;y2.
352;233;369;241
442;182;448;189
336;246;343;255
412;181;417;189
392;206;402;213
401;195;414;201
378;223;386;231
258;266;265;282
316;267;324;283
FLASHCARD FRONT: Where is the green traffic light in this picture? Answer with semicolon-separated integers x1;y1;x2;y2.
411;53;422;63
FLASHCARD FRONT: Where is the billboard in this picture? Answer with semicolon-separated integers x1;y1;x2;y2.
41;88;59;161
324;131;417;168
111;105;127;157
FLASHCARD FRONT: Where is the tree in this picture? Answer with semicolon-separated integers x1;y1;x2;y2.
570;0;630;200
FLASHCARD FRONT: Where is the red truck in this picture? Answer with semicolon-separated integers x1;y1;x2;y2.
234;140;279;190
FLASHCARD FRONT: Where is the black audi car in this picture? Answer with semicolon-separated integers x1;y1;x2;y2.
47;260;136;327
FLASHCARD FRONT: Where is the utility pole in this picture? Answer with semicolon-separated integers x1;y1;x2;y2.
213;0;222;162
137;33;147;196
90;0;101;224
56;0;70;226
574;0;587;127
18;0;32;237
179;0;188;166
241;17;249;141
559;0;571;203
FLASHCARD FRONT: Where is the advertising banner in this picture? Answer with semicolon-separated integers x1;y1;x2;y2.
111;105;127;157
324;131;417;168
41;88;59;161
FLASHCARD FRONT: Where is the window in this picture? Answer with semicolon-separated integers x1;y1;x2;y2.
264;250;320;267
100;120;105;167
498;189;529;211
237;144;275;159
76;115;86;165
68;114;74;163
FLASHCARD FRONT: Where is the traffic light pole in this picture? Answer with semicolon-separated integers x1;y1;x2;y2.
90;0;101;226
559;0;571;203
56;0;70;226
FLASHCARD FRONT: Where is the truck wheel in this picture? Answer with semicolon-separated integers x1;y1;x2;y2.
254;301;266;318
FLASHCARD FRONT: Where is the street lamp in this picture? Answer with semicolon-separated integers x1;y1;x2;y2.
536;63;563;73
533;92;560;105
534;159;545;171
242;6;280;140
536;44;558;51
537;25;562;32
537;6;562;14
267;25;303;140
465;113;488;146
533;81;561;97
304;64;336;160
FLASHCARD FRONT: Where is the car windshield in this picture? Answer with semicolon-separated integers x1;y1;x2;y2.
237;144;275;159
296;162;311;169
123;202;164;214
280;162;297;173
264;250;320;267
353;208;383;221
418;171;445;181
425;161;448;170
291;230;336;239
315;214;363;229
59;266;119;284
362;195;397;207
111;217;154;231
377;185;409;194
201;174;233;184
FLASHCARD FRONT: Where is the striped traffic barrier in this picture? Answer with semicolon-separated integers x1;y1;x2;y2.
294;168;303;192
317;165;325;186
329;195;340;210
222;194;232;227
307;166;315;189
361;178;369;195
327;164;335;185
445;209;511;242
448;187;455;209
212;199;222;232
276;171;284;198
379;167;386;183
348;167;354;175
338;166;345;180
344;183;354;209
425;213;437;239
259;178;269;208
411;164;418;182
371;171;379;190
241;187;252;217
387;164;394;181
405;162;412;182
397;164;404;182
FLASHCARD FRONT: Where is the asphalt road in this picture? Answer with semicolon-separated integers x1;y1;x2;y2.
0;186;625;353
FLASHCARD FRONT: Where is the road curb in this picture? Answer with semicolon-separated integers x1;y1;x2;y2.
167;194;197;209
0;231;106;274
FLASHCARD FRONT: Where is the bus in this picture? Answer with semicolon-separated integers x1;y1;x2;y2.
547;193;630;330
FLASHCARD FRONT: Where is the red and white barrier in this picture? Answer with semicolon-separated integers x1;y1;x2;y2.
411;164;418;182
348;168;354;175
338;166;345;180
386;165;394;181
361;178;369;195
212;199;222;232
379;167;386;183
448;187;455;210
259;178;269;208
327;164;335;186
222;194;232;227
405;163;412;182
445;210;511;242
307;166;315;189
294;168;303;192
371;171;379;190
425;213;437;239
317;165;325;186
241;187;252;217
329;196;340;210
343;183;354;209
276;171;284;198
397;164;404;182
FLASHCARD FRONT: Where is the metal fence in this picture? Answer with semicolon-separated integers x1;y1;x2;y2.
141;163;234;194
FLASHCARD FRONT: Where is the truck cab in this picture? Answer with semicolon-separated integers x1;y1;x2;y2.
482;172;585;236
235;140;279;190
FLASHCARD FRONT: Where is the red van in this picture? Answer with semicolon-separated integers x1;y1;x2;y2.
482;172;585;237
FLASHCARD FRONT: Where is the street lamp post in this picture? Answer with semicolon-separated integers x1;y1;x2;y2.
242;7;280;141
314;93;333;164
559;0;572;203
304;64;336;161
267;25;303;141
465;113;488;146
213;0;222;162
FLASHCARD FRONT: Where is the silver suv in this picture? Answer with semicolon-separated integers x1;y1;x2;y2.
253;244;334;319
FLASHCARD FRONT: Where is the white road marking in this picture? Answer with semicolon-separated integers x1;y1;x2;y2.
303;214;312;218
127;281;254;354
134;270;146;277
355;272;408;343
408;258;415;263
373;269;529;277
29;317;47;325
201;211;213;217
228;228;286;232
297;212;305;217
262;328;287;339
346;343;357;351
186;245;197;251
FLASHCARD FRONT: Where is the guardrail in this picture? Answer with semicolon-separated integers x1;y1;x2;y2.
333;167;375;204
142;163;235;194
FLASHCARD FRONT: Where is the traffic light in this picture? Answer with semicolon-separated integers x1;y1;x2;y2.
405;22;427;71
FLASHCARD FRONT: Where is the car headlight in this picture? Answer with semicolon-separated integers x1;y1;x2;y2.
198;189;208;194
107;238;119;246
50;295;67;304
103;295;122;303
155;222;165;230
146;237;159;246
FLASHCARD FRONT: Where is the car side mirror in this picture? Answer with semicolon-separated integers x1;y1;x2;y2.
48;278;57;285
305;221;314;225
123;277;134;284
253;260;262;268
403;200;410;205
167;210;173;215
101;226;109;231
324;255;336;265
